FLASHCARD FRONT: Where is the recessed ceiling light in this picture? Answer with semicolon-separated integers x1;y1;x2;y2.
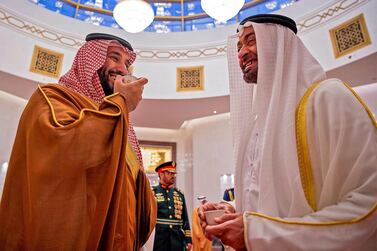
201;0;245;22
113;0;154;33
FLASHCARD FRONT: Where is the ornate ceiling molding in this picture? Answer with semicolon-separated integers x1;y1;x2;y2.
137;46;227;60
0;0;370;60
296;0;369;34
0;6;227;60
0;7;84;48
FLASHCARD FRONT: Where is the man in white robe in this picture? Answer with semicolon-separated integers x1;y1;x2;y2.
198;14;377;251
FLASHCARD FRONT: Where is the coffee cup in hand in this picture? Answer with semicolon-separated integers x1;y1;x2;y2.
205;209;225;225
123;74;138;84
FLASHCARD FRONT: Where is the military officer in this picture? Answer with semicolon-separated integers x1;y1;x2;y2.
153;161;192;251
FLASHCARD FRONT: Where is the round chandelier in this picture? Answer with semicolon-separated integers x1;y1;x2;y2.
113;0;154;33
201;0;245;22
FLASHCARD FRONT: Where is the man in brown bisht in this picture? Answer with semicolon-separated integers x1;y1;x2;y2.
0;33;156;250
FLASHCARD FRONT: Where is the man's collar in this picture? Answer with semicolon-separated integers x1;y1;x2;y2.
160;183;174;190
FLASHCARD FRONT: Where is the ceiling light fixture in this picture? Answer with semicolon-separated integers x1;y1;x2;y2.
113;0;154;33
201;0;245;23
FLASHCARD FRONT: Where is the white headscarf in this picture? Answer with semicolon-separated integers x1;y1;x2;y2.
228;22;326;216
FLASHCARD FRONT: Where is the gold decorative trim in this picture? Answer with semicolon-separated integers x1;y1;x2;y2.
176;66;204;92
295;80;377;212
343;82;377;128
246;202;377;226
30;45;64;78
38;85;124;129
329;14;371;58
126;138;140;181
245;80;377;226
295;81;322;212
247;80;377;226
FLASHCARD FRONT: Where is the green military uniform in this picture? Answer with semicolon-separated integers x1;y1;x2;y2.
152;161;192;251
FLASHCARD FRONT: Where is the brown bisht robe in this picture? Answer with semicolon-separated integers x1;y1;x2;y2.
0;84;156;250
192;208;212;251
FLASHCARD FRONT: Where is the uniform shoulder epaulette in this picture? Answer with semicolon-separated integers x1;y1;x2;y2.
173;187;182;193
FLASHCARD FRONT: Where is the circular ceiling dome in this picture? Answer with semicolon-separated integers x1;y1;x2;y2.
29;0;297;33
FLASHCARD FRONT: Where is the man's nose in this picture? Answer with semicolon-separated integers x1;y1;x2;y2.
238;46;249;61
115;62;129;76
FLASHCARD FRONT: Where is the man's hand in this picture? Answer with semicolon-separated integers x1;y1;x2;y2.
205;213;247;250
186;243;192;250
114;75;148;112
198;202;235;231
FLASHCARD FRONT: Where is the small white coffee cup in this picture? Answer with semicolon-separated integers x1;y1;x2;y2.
123;74;137;83
205;209;225;225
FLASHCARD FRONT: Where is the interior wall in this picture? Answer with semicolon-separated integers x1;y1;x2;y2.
1;0;376;101
189;114;233;202
0;91;27;196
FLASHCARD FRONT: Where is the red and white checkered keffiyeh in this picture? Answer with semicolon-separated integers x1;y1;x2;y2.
59;39;143;169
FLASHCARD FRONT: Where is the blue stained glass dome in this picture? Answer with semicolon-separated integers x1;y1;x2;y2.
29;0;297;33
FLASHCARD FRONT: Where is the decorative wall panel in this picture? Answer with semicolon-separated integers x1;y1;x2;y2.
29;45;64;78
176;66;204;92
329;14;371;58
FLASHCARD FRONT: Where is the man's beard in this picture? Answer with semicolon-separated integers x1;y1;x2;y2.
98;67;114;96
243;67;258;84
165;177;175;186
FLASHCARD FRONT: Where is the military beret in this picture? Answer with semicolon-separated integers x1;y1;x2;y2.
238;14;297;34
85;33;134;51
155;161;177;173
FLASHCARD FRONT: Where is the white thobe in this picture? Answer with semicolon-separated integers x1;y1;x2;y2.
241;80;377;251
228;22;377;251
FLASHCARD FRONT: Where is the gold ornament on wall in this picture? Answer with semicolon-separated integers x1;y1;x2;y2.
30;45;64;78
176;66;204;92
139;140;176;187
329;14;371;58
